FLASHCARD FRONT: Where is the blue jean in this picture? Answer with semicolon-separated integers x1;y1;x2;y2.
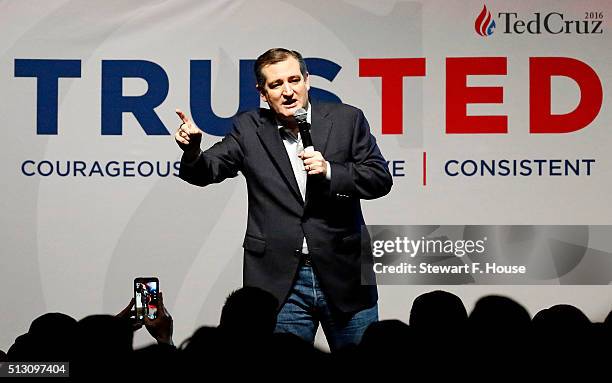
274;264;378;351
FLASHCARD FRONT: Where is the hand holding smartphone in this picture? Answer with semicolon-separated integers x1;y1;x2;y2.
134;277;159;323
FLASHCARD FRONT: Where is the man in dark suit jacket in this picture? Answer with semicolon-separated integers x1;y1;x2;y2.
175;48;392;350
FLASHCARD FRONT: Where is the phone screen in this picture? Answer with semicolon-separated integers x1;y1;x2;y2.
134;278;159;322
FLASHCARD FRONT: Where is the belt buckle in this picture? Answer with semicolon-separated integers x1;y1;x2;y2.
302;253;312;266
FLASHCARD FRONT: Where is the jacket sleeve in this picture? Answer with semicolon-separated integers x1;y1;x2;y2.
178;125;244;187
328;109;393;200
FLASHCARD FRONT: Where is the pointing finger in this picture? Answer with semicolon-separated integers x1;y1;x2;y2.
175;108;190;124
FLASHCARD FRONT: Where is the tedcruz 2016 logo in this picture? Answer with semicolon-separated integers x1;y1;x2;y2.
475;4;603;36
475;5;496;37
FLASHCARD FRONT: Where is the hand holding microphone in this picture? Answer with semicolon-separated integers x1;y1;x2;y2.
294;108;327;176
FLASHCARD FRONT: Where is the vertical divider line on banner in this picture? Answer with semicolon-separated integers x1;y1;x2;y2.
423;151;427;186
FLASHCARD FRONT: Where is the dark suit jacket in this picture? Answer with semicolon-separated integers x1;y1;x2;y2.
179;102;393;313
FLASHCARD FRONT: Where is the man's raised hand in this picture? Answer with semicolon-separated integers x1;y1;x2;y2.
175;108;203;160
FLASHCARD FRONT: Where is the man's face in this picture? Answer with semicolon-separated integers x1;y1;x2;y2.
258;57;310;120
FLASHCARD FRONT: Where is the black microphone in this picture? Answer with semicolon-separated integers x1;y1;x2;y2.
294;108;314;153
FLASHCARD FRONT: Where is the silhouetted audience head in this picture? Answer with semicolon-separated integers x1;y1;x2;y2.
180;325;253;378
268;332;329;377
533;304;590;331
410;290;468;330
360;319;411;354
76;315;134;354
470;295;531;331
356;320;412;379
219;286;278;338
7;312;77;362
0;349;6;362
181;326;228;357
407;290;469;368
269;331;327;362
72;315;134;377
605;309;612;328
466;295;534;374
531;304;596;366
132;343;178;379
29;312;76;334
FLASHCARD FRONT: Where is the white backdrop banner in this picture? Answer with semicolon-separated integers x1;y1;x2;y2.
1;0;611;350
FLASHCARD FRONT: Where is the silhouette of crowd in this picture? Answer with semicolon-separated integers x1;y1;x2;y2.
1;288;610;380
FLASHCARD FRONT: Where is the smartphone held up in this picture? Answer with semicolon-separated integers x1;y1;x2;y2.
134;277;159;323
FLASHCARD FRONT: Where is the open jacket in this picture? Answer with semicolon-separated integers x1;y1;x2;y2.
179;102;393;313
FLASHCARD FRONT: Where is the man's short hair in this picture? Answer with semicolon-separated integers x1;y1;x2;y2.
254;48;308;89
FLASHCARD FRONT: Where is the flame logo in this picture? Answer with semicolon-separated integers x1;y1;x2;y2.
475;5;496;36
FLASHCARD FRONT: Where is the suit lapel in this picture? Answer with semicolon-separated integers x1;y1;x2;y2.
311;102;332;156
304;102;333;207
256;110;304;204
